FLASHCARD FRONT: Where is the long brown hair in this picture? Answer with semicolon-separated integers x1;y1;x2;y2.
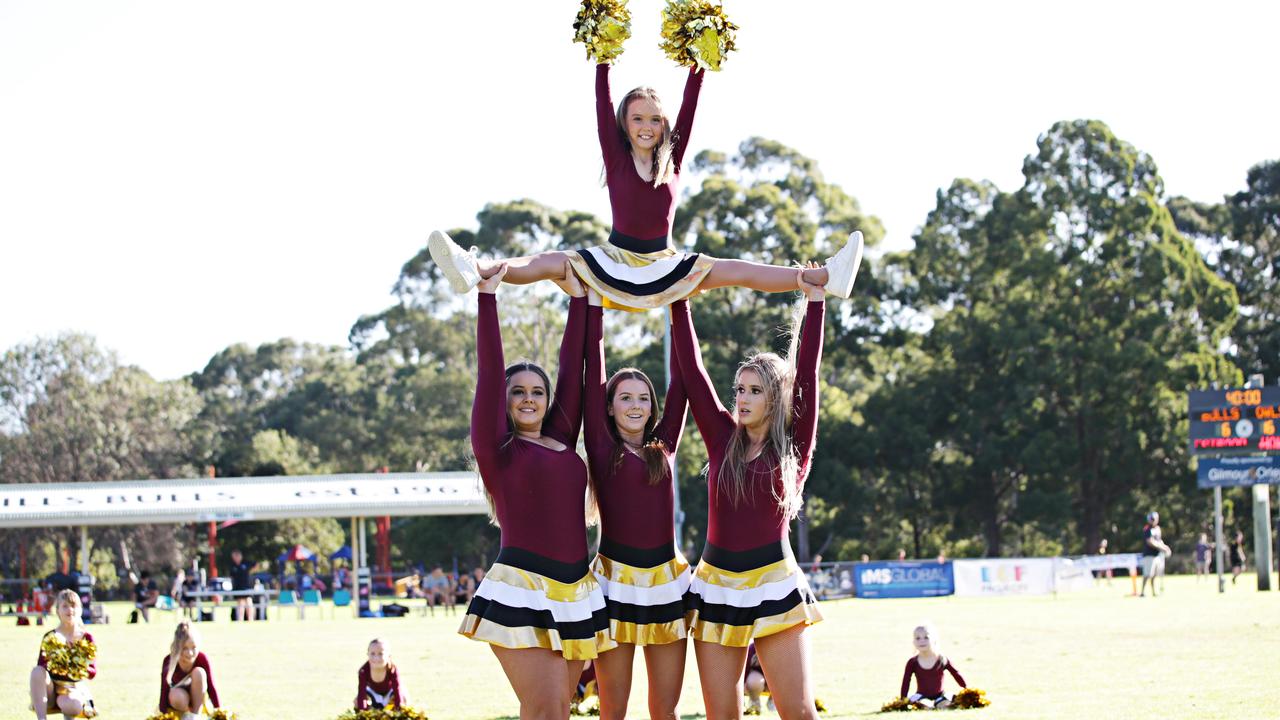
613;87;676;187
603;368;668;486
477;360;556;527
54;589;84;637
717;301;808;520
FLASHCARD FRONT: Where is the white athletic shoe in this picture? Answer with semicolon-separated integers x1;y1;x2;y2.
428;229;482;294
822;230;864;299
181;713;200;720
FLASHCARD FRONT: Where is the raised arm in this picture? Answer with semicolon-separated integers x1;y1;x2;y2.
471;292;509;478
671;67;705;169
545;295;588;446
584;300;613;459
596;64;625;168
791;300;825;472
653;318;689;452
669;299;734;449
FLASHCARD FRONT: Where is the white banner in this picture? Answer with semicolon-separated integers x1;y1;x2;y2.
952;558;1056;596
0;472;487;528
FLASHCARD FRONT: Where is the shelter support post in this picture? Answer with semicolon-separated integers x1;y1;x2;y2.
1254;484;1272;591
1215;486;1225;594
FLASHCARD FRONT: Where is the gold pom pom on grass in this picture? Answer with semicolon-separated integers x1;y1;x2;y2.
572;0;632;64
334;707;431;720
570;695;600;716
208;709;242;719
879;696;920;712
952;687;992;709
144;711;181;720
658;0;739;71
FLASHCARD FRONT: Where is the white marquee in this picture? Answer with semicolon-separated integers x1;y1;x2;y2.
0;472;487;528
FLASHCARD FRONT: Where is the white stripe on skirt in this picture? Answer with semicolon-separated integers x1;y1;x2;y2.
475;578;606;622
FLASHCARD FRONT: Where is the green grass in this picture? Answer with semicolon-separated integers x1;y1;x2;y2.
2;574;1276;719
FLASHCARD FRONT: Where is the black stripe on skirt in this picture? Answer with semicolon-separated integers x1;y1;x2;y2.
700;540;793;573
608;229;669;254
576;250;703;296
495;546;590;585
686;587;816;627
465;595;610;641
605;597;688;625
598;537;678;568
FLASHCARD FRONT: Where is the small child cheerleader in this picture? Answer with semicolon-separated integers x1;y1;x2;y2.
29;589;98;719
430;0;863;309
158;620;222;719
900;624;966;709
355;638;408;710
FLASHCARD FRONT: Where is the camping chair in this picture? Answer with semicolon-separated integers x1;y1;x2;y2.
332;589;352;618
299;588;323;619
275;589;297;620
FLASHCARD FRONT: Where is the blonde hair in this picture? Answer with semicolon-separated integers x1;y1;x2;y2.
914;623;946;663
54;589;84;637
368;637;395;672
612;87;676;187
169;620;201;669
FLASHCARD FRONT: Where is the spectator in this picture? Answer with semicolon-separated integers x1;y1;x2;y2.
1229;530;1247;584
422;566;455;616
133;571;159;623
228;550;253;622
454;570;476;606
1195;533;1213;581
897;548;907;562
1139;511;1172;597
1095;538;1113;584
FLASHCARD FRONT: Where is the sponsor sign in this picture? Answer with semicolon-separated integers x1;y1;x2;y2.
1063;553;1141;571
952;558;1056;596
1196;455;1280;488
852;561;954;599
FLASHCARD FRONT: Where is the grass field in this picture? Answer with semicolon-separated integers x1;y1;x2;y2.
2;574;1277;720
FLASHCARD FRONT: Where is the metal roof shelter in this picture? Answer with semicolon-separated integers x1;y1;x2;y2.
0;472;486;617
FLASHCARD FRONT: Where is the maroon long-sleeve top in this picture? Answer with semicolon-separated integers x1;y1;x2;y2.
671;300;824;551
901;655;966;698
159;652;220;711
355;661;405;709
585;302;688;549
36;629;98;682
597;63;703;243
472;293;590;564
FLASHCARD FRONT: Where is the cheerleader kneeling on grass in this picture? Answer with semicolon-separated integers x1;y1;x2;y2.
457;264;615;719
355;638;408;710
672;266;829;720
159;620;222;720
29;589;98;719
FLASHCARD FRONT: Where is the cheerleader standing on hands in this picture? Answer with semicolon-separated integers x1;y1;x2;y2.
158;620;221;719
429;1;863;309
30;590;97;720
672;265;827;720
457;262;615;719
583;287;691;720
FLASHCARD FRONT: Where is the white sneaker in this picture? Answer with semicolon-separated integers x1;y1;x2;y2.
822;230;864;298
428;230;482;293
181;713;200;720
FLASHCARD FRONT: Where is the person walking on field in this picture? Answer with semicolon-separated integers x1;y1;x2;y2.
1139;511;1172;597
229;550;254;621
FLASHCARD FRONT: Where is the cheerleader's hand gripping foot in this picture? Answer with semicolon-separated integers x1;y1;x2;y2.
429;230;482;293
823;230;863;299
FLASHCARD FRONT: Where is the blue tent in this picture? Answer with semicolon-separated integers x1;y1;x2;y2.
330;545;353;561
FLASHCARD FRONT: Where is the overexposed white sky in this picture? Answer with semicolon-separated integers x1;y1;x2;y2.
2;1;1276;380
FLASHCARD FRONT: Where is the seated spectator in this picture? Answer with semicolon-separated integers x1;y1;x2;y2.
422;566;455;616
133;571;159;623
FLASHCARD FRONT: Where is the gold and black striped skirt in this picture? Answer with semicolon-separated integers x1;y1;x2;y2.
459;547;616;661
568;230;715;312
591;537;692;646
686;541;822;647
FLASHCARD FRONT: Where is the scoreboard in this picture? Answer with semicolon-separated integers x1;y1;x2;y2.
1188;387;1280;455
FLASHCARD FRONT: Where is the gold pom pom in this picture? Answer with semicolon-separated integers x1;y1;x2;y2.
572;0;632;64
209;709;242;720
879;696;919;712
144;711;182;720
41;633;96;681
814;697;828;713
570;695;600;716
659;0;739;71
334;707;430;720
952;687;991;709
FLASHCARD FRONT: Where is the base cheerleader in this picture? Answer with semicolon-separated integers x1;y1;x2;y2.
900;624;966;709
355;638;407;710
29;589;97;720
672;267;828;719
159;620;221;719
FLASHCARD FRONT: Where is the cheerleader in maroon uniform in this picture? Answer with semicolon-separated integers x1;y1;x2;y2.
584;289;690;720
30;590;97;720
457;263;614;718
158;620;221;718
428;12;862;307
355;638;407;710
672;266;827;720
900;624;966;709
